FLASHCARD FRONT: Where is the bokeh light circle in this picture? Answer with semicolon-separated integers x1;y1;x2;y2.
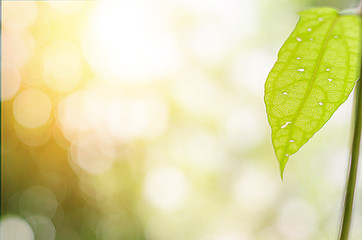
13;89;52;129
0;216;34;240
27;216;56;240
15;124;52;147
143;167;189;210
106;96;169;141
71;137;115;175
58;90;103;139
3;1;38;30
2;65;21;101
43;40;82;92
233;168;278;211
19;186;59;219
277;199;318;239
2;31;35;68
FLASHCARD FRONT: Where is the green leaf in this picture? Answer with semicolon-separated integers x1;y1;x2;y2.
264;8;361;178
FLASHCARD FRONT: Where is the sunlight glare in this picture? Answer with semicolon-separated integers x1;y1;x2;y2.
82;1;182;82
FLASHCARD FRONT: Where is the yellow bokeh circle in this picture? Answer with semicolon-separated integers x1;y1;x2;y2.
13;89;52;129
43;40;83;92
2;65;21;101
2;1;38;30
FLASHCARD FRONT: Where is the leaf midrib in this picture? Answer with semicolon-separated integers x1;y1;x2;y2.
282;16;339;156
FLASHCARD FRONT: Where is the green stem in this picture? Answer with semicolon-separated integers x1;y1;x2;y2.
338;8;362;238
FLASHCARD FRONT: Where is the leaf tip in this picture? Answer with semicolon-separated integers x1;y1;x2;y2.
278;156;289;181
279;163;285;180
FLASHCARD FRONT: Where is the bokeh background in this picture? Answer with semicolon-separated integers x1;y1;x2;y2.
1;0;362;239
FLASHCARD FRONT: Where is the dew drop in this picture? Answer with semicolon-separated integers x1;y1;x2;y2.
327;78;332;82
319;102;323;106
307;28;312;32
296;37;302;42
334;35;338;38
289;140;294;143
285;154;290;157
310;38;314;41
326;68;330;71
296;57;301;60
298;69;305;72
283;92;288;95
318;17;324;21
281;121;292;129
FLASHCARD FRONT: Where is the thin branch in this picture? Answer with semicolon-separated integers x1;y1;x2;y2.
338;11;362;237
